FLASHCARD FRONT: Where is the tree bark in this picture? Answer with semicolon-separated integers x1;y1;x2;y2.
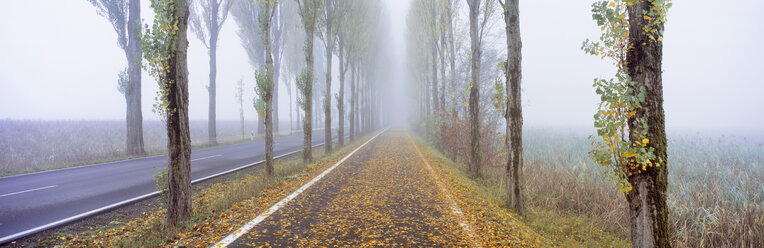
273;8;282;135
125;0;144;156
263;1;275;176
298;0;316;164
324;16;333;153
337;45;346;146
467;0;482;178
273;48;280;135
447;0;457;117
349;62;355;141
296;85;301;130
502;0;525;216
208;30;218;145
625;1;670;247
424;54;431;117
431;42;439;113
166;0;192;227
439;29;446;112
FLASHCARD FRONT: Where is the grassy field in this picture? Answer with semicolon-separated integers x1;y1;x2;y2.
0;119;285;175
514;126;763;247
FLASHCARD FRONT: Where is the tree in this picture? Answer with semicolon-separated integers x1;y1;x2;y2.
140;0;192;227
270;1;289;135
428;1;439;113
317;0;340;153
465;0;495;178
189;0;232;146
497;0;524;216
583;0;672;246
235;78;245;139
88;0;145;155
232;0;265;135
334;0;355;147
280;0;304;132
295;0;319;163
253;0;277;176
445;0;458;115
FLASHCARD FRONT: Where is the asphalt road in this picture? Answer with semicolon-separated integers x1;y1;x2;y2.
0;130;337;244
220;130;475;247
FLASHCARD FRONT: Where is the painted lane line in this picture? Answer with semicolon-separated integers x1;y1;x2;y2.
212;129;388;248
0;185;58;198
191;155;222;162
407;133;481;248
0;138;339;244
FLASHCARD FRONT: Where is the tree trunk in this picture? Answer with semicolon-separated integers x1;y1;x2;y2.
431;40;439;113
263;2;275;176
349;63;355;141
439;31;446;113
447;0;457;117
424;55;430;117
258;52;266;136
166;0;192;227
467;0;482;178
273;35;281;135
301;2;316;164
240;98;245;139
625;1;670;247
125;0;144;156
273;58;280;135
208;30;218;146
503;0;524;216
324;24;333;153
296;85;301;130
337;46;345;146
289;85;293;132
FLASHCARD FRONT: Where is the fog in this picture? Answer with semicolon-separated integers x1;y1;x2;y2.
0;0;762;134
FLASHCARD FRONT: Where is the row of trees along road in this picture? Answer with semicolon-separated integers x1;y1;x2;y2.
90;0;385;227
408;0;672;247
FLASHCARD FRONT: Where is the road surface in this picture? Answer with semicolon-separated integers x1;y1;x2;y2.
0;130;337;244
216;130;477;247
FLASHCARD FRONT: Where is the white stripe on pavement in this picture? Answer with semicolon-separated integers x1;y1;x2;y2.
191;155;222;162
212;129;387;247
0;185;58;198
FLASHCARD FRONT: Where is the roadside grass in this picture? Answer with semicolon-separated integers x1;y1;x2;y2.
37;133;373;247
412;132;629;247
521;128;764;247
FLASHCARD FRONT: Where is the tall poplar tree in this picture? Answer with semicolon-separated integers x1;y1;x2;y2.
190;0;232;146
498;0;524;216
140;0;192;227
88;0;145;155
295;0;319;163
583;0;672;246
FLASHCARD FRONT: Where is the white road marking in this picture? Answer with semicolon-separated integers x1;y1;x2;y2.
0;134;347;244
0;185;58;198
191;155;222;162
407;133;481;248
212;129;387;247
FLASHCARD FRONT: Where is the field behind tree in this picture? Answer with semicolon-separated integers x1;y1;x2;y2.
0;119;266;174
432;122;764;247
521;127;764;247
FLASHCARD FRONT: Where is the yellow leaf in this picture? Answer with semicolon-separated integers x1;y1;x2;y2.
609;2;615;7
622;152;637;158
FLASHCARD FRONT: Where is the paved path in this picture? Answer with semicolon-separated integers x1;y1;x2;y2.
0;130;338;244
220;130;475;247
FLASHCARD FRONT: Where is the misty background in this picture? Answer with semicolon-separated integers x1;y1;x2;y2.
0;0;762;133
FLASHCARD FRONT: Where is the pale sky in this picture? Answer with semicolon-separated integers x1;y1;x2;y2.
0;0;762;133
